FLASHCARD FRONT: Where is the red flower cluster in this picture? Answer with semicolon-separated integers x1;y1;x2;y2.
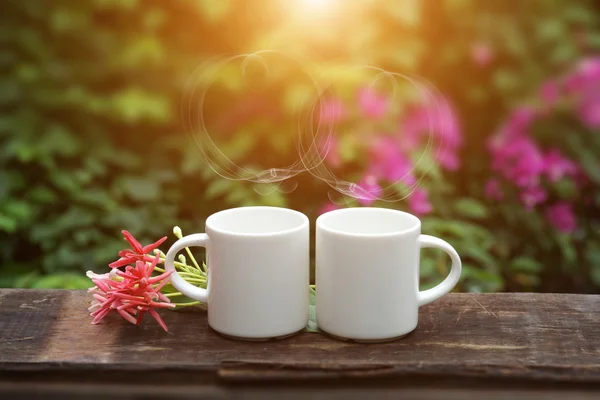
89;254;175;331
89;231;174;331
109;230;167;268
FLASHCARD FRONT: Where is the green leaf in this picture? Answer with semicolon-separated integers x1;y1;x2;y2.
0;213;17;233
556;234;577;267
384;0;420;26
493;69;519;93
453;198;489;219
419;256;437;278
256;189;287;208
29;186;58;204
510;257;543;274
205;179;232;199
588;242;600;287
284;84;314;115
578;151;600;184
3;200;32;221
422;218;467;239
0;263;35;288
410;149;441;180
110;89;171;124
195;0;230;22
30;273;91;289
536;19;566;42
462;246;497;269
122;177;160;201
338;135;357;163
553;178;577;200
13;271;40;289
305;289;318;332
462;264;504;292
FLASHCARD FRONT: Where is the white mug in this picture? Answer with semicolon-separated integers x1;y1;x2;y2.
165;206;309;340
316;207;461;342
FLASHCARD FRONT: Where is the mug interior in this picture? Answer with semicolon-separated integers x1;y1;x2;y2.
318;208;420;236
207;207;307;235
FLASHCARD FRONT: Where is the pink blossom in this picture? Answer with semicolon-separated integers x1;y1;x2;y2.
355;174;382;206
358;87;389;119
401;96;462;149
471;42;493;67
436;150;460;171
484;179;504;200
368;137;416;184
577;91;600;129
539;80;560;106
489;136;544;188
520;185;547;210
89;254;175;332
542;149;578;182
498;107;538;139
579;56;600;78
318;98;345;123
408;188;433;215
320;135;341;167
545;202;577;233
110;230;167;268
565;56;600;94
398;95;462;170
319;202;340;215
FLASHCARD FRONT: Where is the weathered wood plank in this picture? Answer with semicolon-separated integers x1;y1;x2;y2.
0;289;598;387
1;381;599;400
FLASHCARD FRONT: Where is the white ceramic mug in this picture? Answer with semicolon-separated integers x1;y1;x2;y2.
165;206;309;340
316;207;461;342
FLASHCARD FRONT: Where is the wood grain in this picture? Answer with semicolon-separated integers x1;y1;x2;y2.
0;289;599;397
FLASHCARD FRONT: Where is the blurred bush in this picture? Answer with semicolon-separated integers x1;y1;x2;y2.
1;0;599;293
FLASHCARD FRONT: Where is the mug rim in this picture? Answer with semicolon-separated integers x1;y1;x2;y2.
317;207;421;238
206;206;309;237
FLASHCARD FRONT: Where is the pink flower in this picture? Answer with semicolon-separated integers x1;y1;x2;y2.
399;95;462;170
498;107;537;139
109;231;167;268
579;57;600;79
320;135;341;167
318;98;345;123
368;137;416;184
542;149;578;182
490;136;544;188
520;185;547;210
358;87;389;119
89;254;176;332
319;202;340;214
577;91;600;129
471;42;493;67
545;202;577;233
484;179;504;200
408;188;433;215
355;174;382;206
565;57;600;94
436;150;460;171
539;80;560;106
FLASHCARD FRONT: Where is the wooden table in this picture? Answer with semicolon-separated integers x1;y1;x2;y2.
0;289;598;399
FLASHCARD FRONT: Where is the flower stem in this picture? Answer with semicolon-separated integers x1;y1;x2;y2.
177;271;205;279
164;292;184;297
173;301;201;307
183;247;203;272
181;278;207;285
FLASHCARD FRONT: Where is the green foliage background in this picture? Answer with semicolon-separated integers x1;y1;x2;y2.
1;0;599;293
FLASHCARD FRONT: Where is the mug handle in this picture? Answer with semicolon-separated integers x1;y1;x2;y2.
417;235;462;306
164;233;209;303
